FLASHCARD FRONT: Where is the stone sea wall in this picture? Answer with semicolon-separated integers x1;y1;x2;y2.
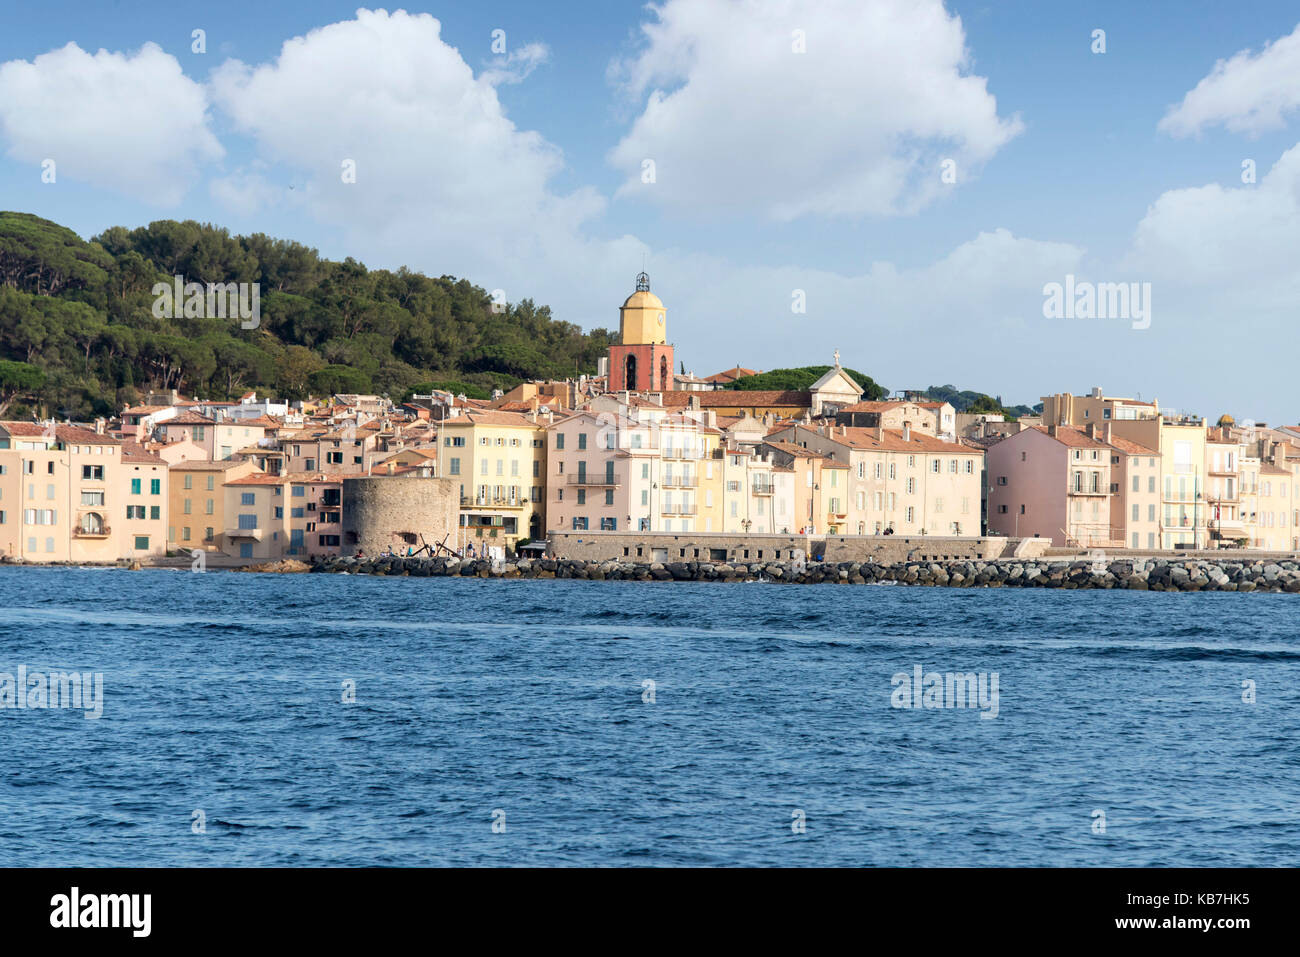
306;553;1300;592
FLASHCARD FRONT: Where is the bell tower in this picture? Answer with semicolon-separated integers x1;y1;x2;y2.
608;273;674;393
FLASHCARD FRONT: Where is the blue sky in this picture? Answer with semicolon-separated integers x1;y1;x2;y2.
2;1;1299;419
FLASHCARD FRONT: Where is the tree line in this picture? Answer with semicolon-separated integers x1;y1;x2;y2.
0;212;614;419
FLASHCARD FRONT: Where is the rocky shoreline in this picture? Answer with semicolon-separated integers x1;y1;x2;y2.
305;554;1300;592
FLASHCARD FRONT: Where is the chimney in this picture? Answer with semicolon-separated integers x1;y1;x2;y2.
1104;422;1112;444
386;462;395;475
94;417;105;435
902;421;911;443
875;426;884;441
1086;422;1098;439
1048;423;1058;437
839;424;847;436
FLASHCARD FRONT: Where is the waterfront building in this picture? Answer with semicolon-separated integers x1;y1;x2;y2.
1109;417;1210;549
768;422;983;536
432;409;549;547
168;459;260;552
0;421;166;561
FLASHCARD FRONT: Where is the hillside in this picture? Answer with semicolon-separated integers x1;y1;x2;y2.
0;212;614;419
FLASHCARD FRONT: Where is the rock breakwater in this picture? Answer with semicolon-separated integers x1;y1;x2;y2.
305;554;1300;592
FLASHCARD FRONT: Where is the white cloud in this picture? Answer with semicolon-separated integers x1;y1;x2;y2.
607;0;1022;220
0;41;221;205
1159;22;1300;137
481;42;550;86
207;8;613;304
1124;143;1300;302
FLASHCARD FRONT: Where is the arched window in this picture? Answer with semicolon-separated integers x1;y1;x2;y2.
624;354;638;391
80;512;103;534
659;354;668;388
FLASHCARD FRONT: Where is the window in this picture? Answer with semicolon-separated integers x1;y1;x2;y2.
604;489;614;505
600;517;617;530
205;498;214;515
571;516;588;530
577;489;586;505
126;505;145;520
206;475;215;491
238;514;257;530
81;491;104;506
241;492;256;505
931;460;940;473
292;486;305;497
182;527;191;541
133;478;143;494
134;536;149;550
149;506;160;520
555;433;565;450
906;506;914;522
449;458;461;475
82;465;104;481
150;478;161;495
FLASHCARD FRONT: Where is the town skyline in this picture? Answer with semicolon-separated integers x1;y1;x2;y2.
2;1;1299;420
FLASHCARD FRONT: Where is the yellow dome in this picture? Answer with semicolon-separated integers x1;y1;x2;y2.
622;289;664;310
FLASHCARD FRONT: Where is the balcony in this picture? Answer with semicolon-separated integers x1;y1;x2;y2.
662;448;705;460
661;503;697;515
72;524;111;539
751;482;775;495
661;474;698;487
226;527;263;541
1067;485;1108;496
462;496;528;510
566;474;620;486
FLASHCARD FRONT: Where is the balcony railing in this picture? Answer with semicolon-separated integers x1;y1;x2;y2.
1068;485;1107;496
72;524;111;539
566;474;620;486
226;527;263;541
661;474;698;487
662;448;706;460
751;482;775;495
462;496;527;509
661;503;698;515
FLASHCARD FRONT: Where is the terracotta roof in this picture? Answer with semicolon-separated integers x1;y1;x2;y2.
1105;435;1158;455
226;473;286;486
161;411;215;426
704;366;759;383
763;440;843;464
811;427;979;454
659;390;811;409
1029;425;1111;450
443;410;540;427
1261;463;1290;476
121;405;169;416
169;459;250;471
121;440;165;464
58;425;120;445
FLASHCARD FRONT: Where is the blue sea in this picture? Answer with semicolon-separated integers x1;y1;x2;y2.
0;566;1295;866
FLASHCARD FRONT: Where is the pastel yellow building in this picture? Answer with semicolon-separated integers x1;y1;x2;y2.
169;459;260;551
432;410;549;547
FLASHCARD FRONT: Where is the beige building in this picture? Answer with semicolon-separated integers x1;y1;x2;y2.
1110;417;1210;549
1041;387;1159;427
768;423;982;536
0;422;165;561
